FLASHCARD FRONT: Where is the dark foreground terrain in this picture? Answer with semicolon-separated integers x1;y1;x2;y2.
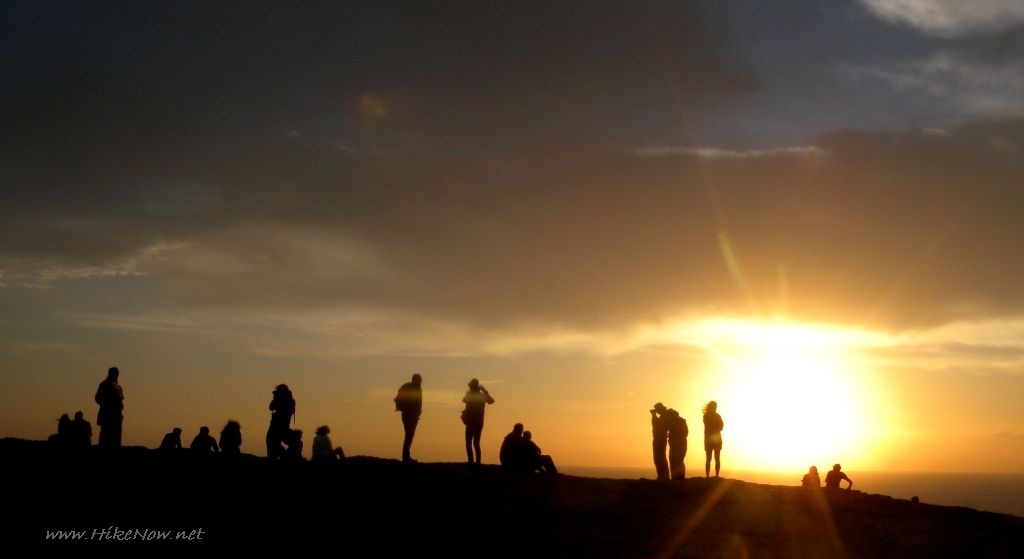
5;439;1022;557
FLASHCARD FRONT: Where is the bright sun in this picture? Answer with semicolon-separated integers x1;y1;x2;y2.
682;319;885;473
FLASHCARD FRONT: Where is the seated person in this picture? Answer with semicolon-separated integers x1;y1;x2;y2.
824;463;853;490
499;423;527;470
190;426;220;453
311;425;345;462
283;429;305;463
802;466;821;487
160;427;183;450
522;431;557;475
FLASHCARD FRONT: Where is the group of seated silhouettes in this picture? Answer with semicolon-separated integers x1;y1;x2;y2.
48;411;93;448
158;421;244;456
499;423;558;474
802;464;853;490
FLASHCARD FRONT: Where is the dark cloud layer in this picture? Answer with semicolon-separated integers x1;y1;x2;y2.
4;3;1024;332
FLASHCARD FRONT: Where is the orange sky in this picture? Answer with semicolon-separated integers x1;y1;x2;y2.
3;1;1024;473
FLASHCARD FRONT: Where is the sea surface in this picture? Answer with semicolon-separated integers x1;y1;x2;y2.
560;466;1024;518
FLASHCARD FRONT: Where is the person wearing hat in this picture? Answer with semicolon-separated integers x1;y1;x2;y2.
461;378;494;465
650;403;669;480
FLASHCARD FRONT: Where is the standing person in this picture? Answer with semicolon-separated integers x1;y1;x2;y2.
703;400;724;478
394;373;423;463
824;464;853;490
461;378;494;465
266;384;296;459
95;366;125;448
665;407;688;480
650;403;669;480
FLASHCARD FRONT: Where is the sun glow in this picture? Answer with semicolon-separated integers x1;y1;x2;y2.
681;319;889;473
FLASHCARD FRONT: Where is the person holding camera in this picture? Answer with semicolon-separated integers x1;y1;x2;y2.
461;378;494;465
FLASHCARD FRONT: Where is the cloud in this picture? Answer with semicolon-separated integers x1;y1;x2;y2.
860;0;1024;37
6;119;1024;334
6;3;1024;336
846;52;1024;119
627;145;825;159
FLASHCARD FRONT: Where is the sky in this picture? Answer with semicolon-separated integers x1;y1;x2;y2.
2;0;1024;473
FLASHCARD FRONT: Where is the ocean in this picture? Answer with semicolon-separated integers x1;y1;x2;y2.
560;467;1024;518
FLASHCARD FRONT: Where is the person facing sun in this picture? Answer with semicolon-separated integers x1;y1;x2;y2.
703;400;723;478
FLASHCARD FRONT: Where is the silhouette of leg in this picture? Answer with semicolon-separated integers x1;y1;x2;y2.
465;428;474;463
402;415;418;462
669;443;684;480
653;440;669;480
714;449;721;477
705;449;712;477
472;435;482;464
539;455;557;474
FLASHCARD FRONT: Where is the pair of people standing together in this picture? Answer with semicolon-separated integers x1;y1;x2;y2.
394;375;494;465
651;400;723;479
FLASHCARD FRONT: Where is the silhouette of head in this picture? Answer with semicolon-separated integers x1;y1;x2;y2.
172;427;182;435
274;384;290;393
468;378;480;390
316;425;330;436
59;413;70;422
833;464;842;472
199;426;210;435
108;366;119;380
523;431;532;441
223;419;240;432
809;466;818;474
653;402;666;413
412;373;422;386
74;411;84;420
513;423;524;435
704;401;718;414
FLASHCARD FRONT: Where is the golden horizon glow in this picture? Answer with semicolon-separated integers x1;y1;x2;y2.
680;318;891;472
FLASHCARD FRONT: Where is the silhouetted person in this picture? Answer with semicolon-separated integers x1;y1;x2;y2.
500;423;526;470
523;430;558;474
703;400;723;477
824;463;853;490
394;373;423;463
461;378;494;465
190;426;220;453
49;413;72;446
650;403;669;480
160;427;183;450
283;429;305;463
665;407;688;480
219;420;242;456
311;425;345;462
70;411;92;448
95;366;124;448
266;384;296;459
802;466;821;487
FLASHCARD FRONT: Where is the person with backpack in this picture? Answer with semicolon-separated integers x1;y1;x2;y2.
394;374;423;463
664;407;688;480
